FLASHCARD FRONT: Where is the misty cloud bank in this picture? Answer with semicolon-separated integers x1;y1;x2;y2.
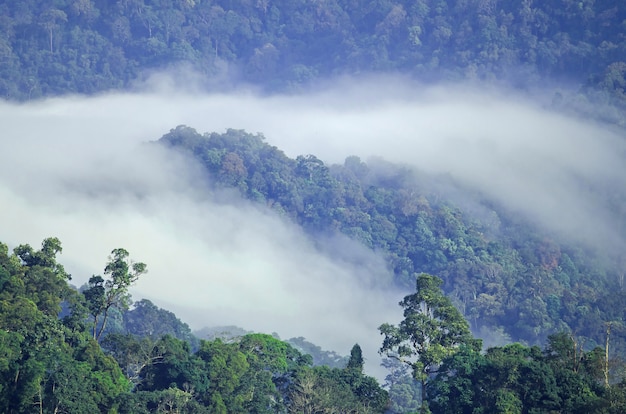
1;75;624;377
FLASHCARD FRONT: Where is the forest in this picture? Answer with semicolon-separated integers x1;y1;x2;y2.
2;237;626;412
0;0;625;125
157;125;626;354
0;238;388;412
2;0;626;413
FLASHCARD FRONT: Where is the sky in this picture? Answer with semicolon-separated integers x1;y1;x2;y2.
1;74;625;378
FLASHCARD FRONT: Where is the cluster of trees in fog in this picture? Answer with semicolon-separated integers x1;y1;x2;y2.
1;0;625;124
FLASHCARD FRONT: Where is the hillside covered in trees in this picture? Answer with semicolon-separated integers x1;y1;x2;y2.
0;0;625;125
157;125;626;353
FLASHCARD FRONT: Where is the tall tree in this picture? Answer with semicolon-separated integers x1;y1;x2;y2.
83;248;147;341
346;343;364;373
379;273;479;412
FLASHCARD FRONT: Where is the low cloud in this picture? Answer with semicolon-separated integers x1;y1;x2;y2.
1;74;624;378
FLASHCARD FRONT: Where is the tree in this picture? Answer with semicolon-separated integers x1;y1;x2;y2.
195;339;250;413
430;341;586;413
237;334;305;413
379;273;478;412
288;365;387;414
123;299;197;347
38;8;68;53
346;343;364;373
382;357;421;414
0;238;130;413
13;237;72;317
427;344;486;414
83;248;147;341
137;335;208;395
101;333;158;385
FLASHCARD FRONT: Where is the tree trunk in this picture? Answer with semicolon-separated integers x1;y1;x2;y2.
605;322;611;387
92;314;99;340
96;308;110;341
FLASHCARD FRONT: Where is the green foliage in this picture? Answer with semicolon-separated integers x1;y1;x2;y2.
379;274;478;382
0;0;625;124
379;273;478;412
347;343;365;372
13;237;71;317
288;364;389;414
83;248;147;340
116;388;211;414
193;333;307;413
3;235;626;413
0;238;129;414
138;335;208;395
125;332;388;413
428;334;626;414
159;125;626;361
196;338;250;412
2;237;388;413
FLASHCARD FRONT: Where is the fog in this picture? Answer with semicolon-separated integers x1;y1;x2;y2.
1;74;625;378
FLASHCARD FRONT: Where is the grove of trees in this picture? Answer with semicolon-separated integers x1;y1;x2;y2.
0;237;388;413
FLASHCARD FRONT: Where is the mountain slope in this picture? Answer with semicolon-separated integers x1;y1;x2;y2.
158;125;626;351
1;0;625;124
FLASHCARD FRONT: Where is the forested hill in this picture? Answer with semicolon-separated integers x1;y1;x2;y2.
5;237;626;412
1;0;625;122
158;125;626;352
